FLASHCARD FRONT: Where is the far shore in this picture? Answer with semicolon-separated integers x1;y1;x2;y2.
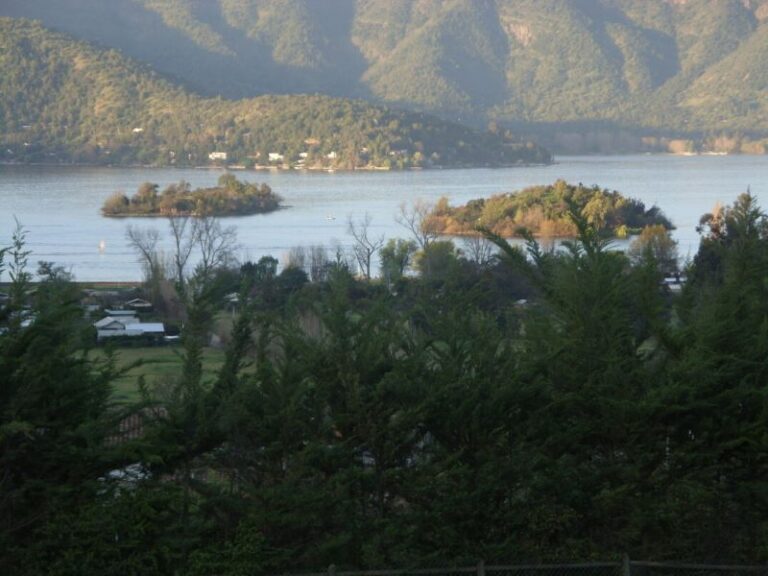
2;159;552;172
4;150;764;175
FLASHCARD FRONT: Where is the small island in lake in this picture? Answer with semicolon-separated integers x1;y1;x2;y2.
429;180;673;238
102;174;282;217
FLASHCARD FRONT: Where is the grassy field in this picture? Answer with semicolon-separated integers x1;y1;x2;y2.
94;346;227;404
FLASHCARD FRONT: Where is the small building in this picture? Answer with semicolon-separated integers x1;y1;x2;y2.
268;152;285;162
224;292;241;315
209;151;228;161
662;275;686;294
95;315;139;330
82;303;101;317
131;323;166;336
326;151;338;160
389;149;409;157
95;315;164;342
95;317;123;332
104;309;138;317
7;309;35;328
125;298;153;312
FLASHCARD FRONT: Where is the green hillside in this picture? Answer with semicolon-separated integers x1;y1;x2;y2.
2;0;767;146
0;18;549;168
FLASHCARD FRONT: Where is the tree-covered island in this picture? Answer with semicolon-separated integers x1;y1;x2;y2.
102;174;281;217
429;180;673;238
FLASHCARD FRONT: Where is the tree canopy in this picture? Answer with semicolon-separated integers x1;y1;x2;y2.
102;175;281;217
2;192;768;573
429;180;673;238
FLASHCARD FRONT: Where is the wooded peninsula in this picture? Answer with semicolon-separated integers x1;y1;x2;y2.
102;174;281;217
430;180;673;238
0;19;551;170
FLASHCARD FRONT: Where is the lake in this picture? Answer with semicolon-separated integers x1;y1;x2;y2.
1;155;765;281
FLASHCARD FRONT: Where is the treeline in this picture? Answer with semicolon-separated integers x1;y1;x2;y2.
102;174;281;217
428;180;673;238
2;193;768;574
0;18;550;169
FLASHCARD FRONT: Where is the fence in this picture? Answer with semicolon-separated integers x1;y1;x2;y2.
271;559;768;576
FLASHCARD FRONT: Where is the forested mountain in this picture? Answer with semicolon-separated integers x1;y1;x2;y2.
0;18;548;167
2;0;768;152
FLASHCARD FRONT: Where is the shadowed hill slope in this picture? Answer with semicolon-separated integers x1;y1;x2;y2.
0;18;549;167
1;0;767;139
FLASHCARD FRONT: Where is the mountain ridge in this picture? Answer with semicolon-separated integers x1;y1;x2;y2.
1;1;767;152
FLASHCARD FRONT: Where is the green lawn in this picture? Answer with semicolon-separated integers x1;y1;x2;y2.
94;346;227;404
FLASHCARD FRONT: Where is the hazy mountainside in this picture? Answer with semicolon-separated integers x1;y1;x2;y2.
2;0;767;140
0;18;549;167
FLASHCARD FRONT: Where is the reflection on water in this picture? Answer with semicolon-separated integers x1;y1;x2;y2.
0;155;765;281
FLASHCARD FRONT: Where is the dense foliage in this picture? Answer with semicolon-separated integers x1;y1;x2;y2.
102;174;281;217
2;0;768;149
430;180;673;238
0;18;550;169
2;192;768;574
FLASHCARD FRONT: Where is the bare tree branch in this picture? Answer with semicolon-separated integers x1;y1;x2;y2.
285;246;307;271
195;215;239;281
167;215;197;288
126;224;161;281
395;200;440;250
462;235;495;270
347;212;384;280
309;244;329;282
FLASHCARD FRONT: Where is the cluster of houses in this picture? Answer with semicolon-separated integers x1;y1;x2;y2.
0;286;197;345
92;298;168;343
208;149;343;168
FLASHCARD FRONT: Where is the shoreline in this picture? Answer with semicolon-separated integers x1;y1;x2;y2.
1;151;758;174
101;205;286;219
2;160;553;172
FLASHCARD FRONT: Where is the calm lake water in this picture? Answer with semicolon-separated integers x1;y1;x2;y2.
1;155;766;281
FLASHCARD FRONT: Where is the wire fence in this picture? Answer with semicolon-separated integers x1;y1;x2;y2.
269;560;768;576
